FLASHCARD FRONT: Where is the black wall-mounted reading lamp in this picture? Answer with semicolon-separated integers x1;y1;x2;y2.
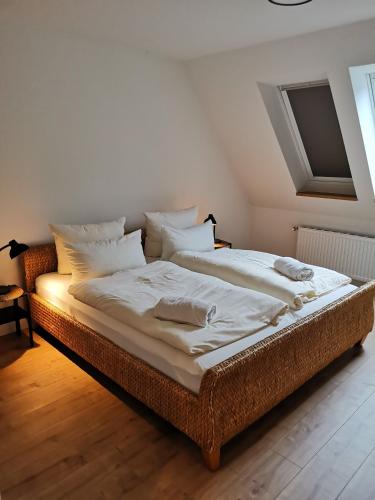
0;239;29;259
0;240;29;294
204;213;217;238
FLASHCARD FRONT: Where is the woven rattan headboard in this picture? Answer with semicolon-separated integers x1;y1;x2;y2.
23;244;58;292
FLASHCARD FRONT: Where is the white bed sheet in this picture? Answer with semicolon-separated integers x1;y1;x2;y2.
35;272;356;394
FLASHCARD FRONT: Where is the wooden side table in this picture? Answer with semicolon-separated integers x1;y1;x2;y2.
0;285;34;347
214;238;232;250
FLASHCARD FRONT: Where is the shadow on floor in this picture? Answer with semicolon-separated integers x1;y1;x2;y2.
0;331;39;368
34;326;175;436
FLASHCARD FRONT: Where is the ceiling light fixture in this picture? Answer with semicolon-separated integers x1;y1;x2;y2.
268;0;312;5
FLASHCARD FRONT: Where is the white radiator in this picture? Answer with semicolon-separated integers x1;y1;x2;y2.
296;227;375;282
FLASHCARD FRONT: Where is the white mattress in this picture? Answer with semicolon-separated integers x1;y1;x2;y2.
35;273;356;394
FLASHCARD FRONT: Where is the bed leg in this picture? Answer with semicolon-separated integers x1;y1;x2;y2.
202;447;221;471
355;334;368;348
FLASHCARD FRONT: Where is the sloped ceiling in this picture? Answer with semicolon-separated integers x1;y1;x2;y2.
1;0;375;60
187;19;375;221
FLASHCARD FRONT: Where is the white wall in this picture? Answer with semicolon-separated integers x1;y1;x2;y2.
0;21;252;304
187;19;375;256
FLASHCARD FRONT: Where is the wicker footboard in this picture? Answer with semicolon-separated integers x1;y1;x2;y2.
203;281;374;455
24;245;375;470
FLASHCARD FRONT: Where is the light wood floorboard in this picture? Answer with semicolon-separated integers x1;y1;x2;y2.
1;329;375;499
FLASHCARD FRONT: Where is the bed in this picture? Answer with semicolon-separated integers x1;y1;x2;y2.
23;243;375;470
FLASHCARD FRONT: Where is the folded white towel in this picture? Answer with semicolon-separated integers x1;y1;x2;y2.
274;257;314;281
154;296;217;328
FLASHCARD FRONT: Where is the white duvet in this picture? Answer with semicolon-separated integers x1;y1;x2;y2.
171;249;351;310
68;261;288;355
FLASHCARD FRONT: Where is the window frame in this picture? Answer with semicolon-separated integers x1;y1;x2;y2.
349;64;375;199
367;72;375;122
279;79;352;186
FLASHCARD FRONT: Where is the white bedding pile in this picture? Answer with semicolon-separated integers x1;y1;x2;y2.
171;249;351;310
68;261;288;355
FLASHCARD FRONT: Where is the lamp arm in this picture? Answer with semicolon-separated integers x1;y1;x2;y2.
0;243;10;253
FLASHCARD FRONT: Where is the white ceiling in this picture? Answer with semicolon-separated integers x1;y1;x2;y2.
2;0;375;60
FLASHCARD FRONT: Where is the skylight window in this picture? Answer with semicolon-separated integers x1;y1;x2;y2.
279;80;356;199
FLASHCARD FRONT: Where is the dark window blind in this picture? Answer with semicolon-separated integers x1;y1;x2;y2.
287;84;351;178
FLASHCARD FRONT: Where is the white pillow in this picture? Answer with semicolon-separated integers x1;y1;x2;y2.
161;221;214;260
144;206;198;258
64;230;146;284
49;217;126;274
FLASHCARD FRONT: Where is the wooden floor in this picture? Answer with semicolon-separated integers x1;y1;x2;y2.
2;330;375;500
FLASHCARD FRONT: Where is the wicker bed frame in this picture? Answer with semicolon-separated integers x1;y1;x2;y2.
23;243;375;470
